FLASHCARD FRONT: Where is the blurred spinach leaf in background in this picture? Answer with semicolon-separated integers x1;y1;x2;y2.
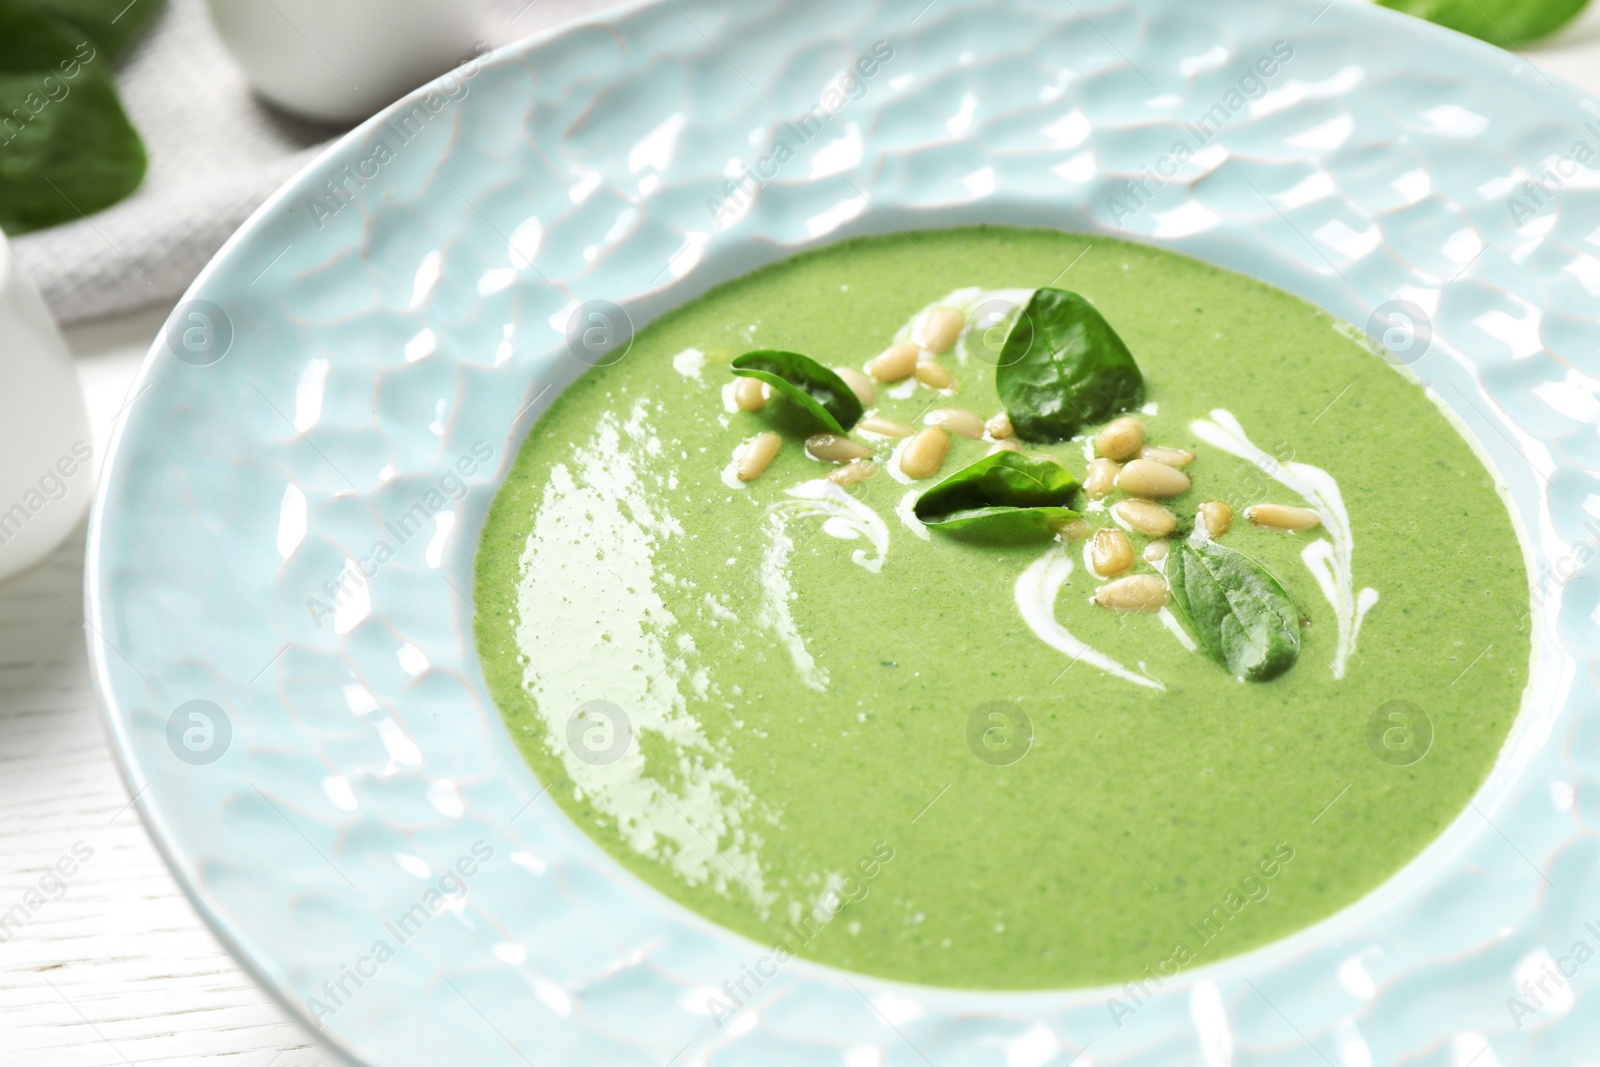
0;0;159;234
1381;0;1589;46
12;0;166;59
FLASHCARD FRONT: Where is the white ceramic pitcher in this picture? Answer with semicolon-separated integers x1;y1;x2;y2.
0;232;94;582
205;0;489;125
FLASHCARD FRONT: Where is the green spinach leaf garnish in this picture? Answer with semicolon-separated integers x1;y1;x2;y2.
914;452;1080;541
1165;538;1303;681
731;350;864;434
1380;0;1586;46
995;287;1144;442
0;3;148;234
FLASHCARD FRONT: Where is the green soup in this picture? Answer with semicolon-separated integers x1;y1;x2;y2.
473;227;1529;990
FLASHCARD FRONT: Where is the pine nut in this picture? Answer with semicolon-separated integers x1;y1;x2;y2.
1093;575;1170;612
1095;416;1145;461
1141;445;1194;468
834;367;876;407
914;360;955;389
1198;500;1233;538
805;433;871;463
986;413;1013;439
1112;498;1177;538
1089;528;1135;578
899;427;950;479
988;438;1023;455
1055;518;1091;541
1117;459;1191;498
737;432;781;482
1143;540;1168;563
1246;503;1320;532
925;408;985;440
858;416;915;438
921;307;965;354
827;459;876;486
867;344;919;382
734;375;766;412
1084;458;1120;499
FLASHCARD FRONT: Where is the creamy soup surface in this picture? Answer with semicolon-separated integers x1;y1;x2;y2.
474;227;1529;990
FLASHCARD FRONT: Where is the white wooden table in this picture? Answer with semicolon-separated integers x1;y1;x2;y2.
5;11;1600;1065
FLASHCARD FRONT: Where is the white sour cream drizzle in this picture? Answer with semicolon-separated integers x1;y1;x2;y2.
895;489;930;540
756;514;829;693
1015;548;1165;691
772;479;888;574
884;437;918;485
755;480;891;693
1189;409;1379;679
1141;553;1199;653
1157;607;1198;651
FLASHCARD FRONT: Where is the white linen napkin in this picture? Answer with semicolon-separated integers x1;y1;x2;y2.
11;0;624;324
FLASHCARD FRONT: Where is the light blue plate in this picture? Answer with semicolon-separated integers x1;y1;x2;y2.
88;0;1600;1062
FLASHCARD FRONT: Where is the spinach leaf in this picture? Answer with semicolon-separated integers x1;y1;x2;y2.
1379;0;1586;45
914;452;1080;541
731;350;864;434
14;0;167;59
995;287;1144;442
0;4;146;234
1165;538;1303;681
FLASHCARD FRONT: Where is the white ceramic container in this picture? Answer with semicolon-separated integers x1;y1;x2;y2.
204;0;488;125
0;232;94;581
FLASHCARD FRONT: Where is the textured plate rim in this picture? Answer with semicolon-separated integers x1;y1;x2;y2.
84;0;1593;1060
